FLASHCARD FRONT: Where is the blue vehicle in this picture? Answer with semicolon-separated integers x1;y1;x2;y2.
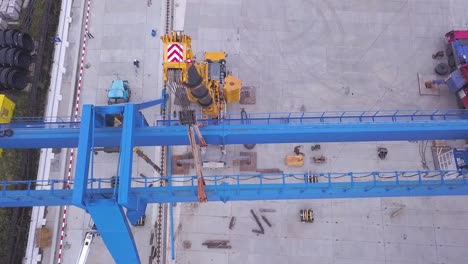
107;80;130;105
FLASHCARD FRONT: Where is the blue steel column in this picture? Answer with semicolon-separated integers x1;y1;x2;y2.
118;104;147;225
86;199;140;264
72;105;93;207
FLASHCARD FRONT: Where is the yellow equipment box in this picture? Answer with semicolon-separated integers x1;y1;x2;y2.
0;94;15;124
204;51;226;62
223;75;242;104
0;94;15;157
285;155;304;167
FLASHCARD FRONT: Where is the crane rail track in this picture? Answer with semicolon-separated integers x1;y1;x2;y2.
153;0;173;263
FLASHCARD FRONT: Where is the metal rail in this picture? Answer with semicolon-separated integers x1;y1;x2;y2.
154;1;173;263
156;109;468;126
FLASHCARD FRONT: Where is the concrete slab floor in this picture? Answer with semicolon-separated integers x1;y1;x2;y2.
54;0;164;263
171;1;468;264
44;0;468;263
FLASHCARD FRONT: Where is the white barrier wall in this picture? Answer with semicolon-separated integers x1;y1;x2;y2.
23;0;74;263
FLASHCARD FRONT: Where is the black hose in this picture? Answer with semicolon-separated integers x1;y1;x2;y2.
241;108;256;150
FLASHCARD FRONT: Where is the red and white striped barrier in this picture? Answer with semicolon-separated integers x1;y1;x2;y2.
57;0;91;263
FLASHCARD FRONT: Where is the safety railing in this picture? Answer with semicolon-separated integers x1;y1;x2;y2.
3;110;468;129
155;109;468;126
130;170;467;188
1;170;467;196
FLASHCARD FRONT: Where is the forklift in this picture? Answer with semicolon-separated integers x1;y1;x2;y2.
107;80;130;105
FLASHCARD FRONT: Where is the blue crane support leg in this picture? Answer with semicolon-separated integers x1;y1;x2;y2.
118;104;147;225
86;199;140;264
72;105;93;207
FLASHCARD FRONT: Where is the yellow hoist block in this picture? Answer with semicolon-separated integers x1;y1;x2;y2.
160;32;194;82
223;75;242;104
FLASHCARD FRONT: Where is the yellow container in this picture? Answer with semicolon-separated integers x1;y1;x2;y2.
0;94;15;124
285;155;304;167
0;94;15;157
223;75;242;104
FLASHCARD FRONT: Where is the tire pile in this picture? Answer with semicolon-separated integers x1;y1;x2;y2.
0;29;34;91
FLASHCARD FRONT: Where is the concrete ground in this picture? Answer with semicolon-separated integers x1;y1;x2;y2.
37;0;468;264
170;1;468;264
48;1;165;263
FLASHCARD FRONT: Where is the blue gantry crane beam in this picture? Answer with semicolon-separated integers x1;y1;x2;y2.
2;96;468;263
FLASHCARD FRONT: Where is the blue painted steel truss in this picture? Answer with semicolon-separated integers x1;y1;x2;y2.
2;109;468;149
2;98;468;263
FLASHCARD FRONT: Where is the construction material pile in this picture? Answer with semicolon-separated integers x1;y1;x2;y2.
0;29;34;90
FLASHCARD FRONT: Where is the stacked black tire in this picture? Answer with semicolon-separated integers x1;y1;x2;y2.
0;29;34;91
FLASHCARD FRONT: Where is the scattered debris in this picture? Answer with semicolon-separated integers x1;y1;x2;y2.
261;215;272;227
240;152;257;172
259;208;276;213
183;240;192;249
172;154;193;175
300;209;314;223
229;217;236;230
378;147;388;160
252;229;264;235
240;86;256;104
424;80;434;89
312;155;326;163
311;144;321;151
432;50;444;59
390;204;406;218
250;209;264;234
293;145;305;156
418;73;442;95
202;240;232;249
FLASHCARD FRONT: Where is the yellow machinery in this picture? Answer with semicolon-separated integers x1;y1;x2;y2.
161;32;242;118
161;32;243;202
0;94;15;157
